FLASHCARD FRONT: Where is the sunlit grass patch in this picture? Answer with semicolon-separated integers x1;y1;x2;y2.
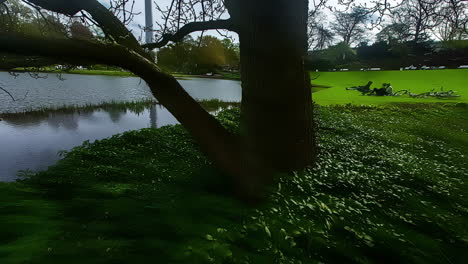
311;69;468;105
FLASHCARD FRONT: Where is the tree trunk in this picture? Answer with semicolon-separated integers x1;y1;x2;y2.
236;0;317;197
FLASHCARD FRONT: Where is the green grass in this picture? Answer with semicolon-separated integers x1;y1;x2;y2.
0;99;237;116
311;69;468;105
1;104;467;263
197;99;240;112
5;69;137;77
67;69;136;77
0;100;158;116
217;71;241;80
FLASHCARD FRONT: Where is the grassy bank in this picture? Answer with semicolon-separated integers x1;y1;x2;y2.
0;100;157;117
311;69;468;105
0;99;239;117
1;104;467;263
4;69;240;80
4;69;137;77
66;69;136;77
172;72;241;81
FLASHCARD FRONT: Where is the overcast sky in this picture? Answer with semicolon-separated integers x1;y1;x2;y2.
97;0;386;45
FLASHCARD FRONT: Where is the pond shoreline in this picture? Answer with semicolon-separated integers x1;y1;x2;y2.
1;69;240;80
0;99;240;116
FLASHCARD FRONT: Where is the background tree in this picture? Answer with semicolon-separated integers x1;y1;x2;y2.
331;7;369;46
193;35;228;73
157;35;239;74
0;0;33;33
157;35;196;73
220;38;240;71
0;0;65;36
391;0;442;43
70;20;94;40
433;0;468;41
324;41;356;64
308;11;334;50
376;23;413;45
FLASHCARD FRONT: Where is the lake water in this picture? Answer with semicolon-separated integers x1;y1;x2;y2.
0;72;241;113
0;72;241;181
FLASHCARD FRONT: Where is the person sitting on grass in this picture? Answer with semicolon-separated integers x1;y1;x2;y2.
346;81;373;94
370;83;394;96
385;83;393;95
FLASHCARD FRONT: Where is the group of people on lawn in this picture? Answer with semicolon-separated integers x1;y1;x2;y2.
346;81;394;96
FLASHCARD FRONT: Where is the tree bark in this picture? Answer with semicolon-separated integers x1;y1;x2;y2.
235;0;317;194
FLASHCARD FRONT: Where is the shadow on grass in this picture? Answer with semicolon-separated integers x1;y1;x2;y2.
1;166;249;264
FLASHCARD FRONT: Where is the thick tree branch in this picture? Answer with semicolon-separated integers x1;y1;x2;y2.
26;0;152;60
143;19;236;50
0;33;241;180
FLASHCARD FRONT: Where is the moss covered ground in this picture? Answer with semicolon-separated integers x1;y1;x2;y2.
1;104;467;263
311;69;468;105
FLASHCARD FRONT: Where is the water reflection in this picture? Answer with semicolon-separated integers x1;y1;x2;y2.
0;104;178;182
150;105;157;128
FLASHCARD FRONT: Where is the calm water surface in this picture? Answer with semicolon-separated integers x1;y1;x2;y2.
0;72;241;113
0;73;241;181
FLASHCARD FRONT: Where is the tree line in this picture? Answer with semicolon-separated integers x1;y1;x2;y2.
157;35;239;74
306;38;468;71
306;0;467;70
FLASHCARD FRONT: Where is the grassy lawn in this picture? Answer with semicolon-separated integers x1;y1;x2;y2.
3;69;137;77
1;105;467;263
4;69;239;80
172;71;241;81
311;69;468;105
67;69;136;77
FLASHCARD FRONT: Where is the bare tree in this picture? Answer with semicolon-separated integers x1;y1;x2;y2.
433;0;468;41
331;7;369;46
308;11;334;50
391;0;444;43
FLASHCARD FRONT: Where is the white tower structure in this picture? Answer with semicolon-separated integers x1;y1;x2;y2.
145;0;154;44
